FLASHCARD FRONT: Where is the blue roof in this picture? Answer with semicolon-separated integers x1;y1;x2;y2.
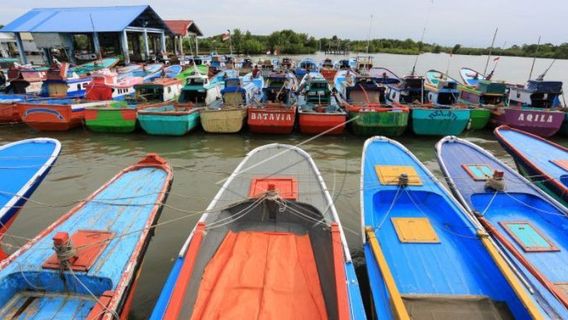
1;5;170;33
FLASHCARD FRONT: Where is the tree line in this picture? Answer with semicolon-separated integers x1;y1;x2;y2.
187;28;568;59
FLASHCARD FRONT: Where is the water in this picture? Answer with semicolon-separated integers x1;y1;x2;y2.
1;52;568;318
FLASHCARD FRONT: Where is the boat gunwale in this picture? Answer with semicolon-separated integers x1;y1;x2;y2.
494;125;568;202
0;138;61;223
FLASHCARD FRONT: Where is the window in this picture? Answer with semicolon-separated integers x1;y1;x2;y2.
77;84;81;91
500;221;559;252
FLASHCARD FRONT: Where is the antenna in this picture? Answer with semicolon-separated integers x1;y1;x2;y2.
536;59;556;81
483;27;498;75
411;27;427;76
366;14;373;54
528;35;541;80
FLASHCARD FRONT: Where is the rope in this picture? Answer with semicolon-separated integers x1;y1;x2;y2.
68;268;120;320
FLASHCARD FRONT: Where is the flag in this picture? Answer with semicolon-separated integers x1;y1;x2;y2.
222;31;230;42
493;56;500;62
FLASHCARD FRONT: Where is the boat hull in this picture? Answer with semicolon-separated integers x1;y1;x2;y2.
490;108;564;137
247;106;296;134
201;108;246;133
299;112;346;135
468;108;491;130
18;103;85;131
349;110;408;136
411;108;470;135
0;105;20;123
559;112;568;135
85;108;137;133
139;111;201;136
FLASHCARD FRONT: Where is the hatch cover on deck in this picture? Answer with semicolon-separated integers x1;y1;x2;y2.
375;165;422;186
392;217;440;243
550;160;568;172
500;221;559;252
249;177;298;200
462;164;493;181
43;230;114;272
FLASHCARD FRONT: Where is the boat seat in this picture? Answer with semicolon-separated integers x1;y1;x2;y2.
223;92;245;107
402;295;514;320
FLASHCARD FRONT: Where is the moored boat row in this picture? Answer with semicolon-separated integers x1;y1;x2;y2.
1;124;568;318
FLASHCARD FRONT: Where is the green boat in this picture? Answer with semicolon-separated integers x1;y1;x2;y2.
458;68;507;130
84;101;137;133
411;107;471;135
176;64;209;81
340;72;409;136
348;108;409;136
138;103;201;136
72;57;120;76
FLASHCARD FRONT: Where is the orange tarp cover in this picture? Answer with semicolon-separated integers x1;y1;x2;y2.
191;231;328;320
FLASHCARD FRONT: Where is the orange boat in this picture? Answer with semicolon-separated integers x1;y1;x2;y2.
320;58;337;83
247;71;298;134
18;99;114;131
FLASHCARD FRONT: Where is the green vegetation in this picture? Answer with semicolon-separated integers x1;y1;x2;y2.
185;29;568;59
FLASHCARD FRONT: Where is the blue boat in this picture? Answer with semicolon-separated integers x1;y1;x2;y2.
0;154;172;319
295;58;318;80
495;125;568;206
437;135;568;318
362;136;543;320
151;144;365;319
0;138;61;242
164;64;182;78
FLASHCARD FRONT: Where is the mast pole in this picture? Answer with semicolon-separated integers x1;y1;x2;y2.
483;27;498;75
528;35;541;81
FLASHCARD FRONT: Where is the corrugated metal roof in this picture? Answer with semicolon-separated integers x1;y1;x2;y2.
0;5;169;33
164;20;203;37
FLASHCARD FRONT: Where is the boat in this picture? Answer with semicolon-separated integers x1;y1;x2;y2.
280;57;294;70
258;59;274;78
178;71;222;106
295;58;317;80
493;79;565;137
238;57;254;75
138;102;201;136
297;72;346;135
0;153;172;319
5;65;45;94
0;138;61;243
412;69;470;136
176;64;208;80
0;94;41;123
355;56;373;75
71;57;120;76
150;143;366;319
201;74;263;133
247;71;298;134
319;58;336;82
85;78;183;133
18;99;115;131
85;69;143;101
457;67;506;130
164;64;182;78
385;74;427;105
362;136;544;320
335;58;356;70
39;62;92;98
495;125;568;205
436;135;568;318
335;70;409;136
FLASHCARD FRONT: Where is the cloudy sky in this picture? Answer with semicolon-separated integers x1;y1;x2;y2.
1;0;565;47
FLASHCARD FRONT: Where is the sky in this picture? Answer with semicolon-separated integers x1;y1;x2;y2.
1;0;566;48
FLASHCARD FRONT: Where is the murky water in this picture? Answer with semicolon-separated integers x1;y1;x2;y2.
1;52;568;318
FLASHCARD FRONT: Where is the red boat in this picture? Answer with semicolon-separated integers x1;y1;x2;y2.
6;66;45;94
297;72;346;135
85;70;142;101
320;58;337;82
247;71;298;134
18;99;113;131
248;103;297;134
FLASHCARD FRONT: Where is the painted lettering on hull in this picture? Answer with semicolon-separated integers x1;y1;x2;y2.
517;112;554;123
427;110;457;121
250;112;293;122
23;108;64;120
